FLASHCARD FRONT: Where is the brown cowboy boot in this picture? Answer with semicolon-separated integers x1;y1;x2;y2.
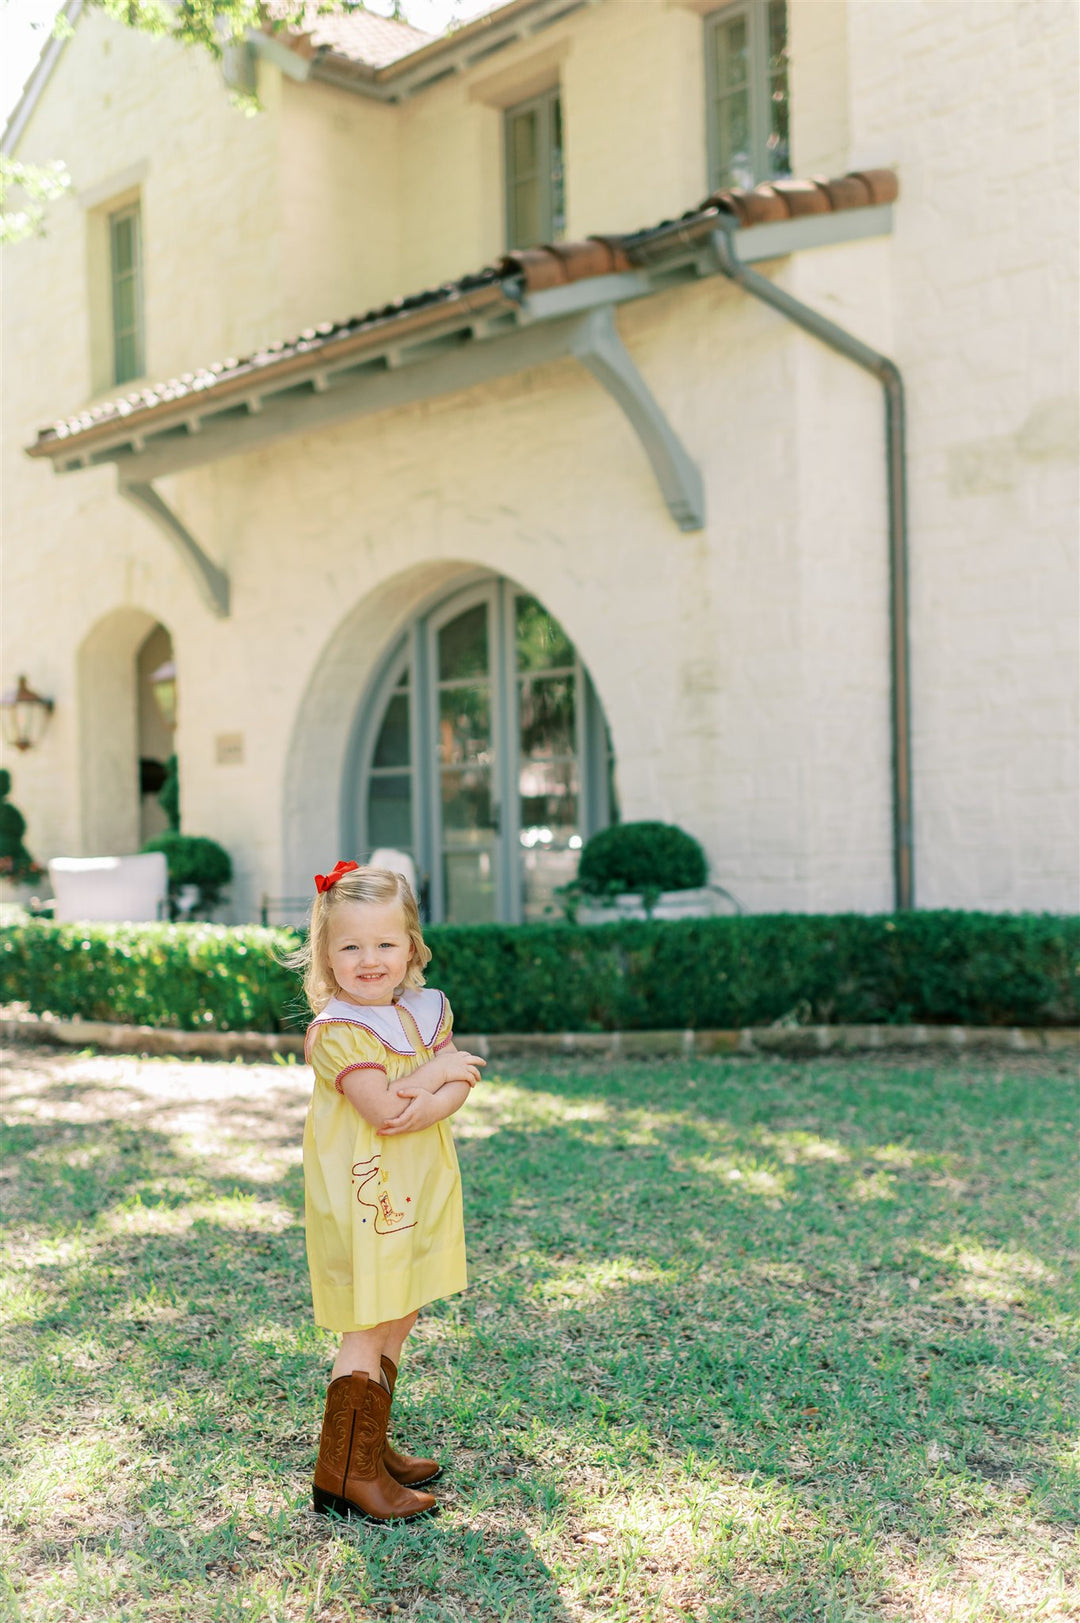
312;1371;437;1522
381;1355;443;1487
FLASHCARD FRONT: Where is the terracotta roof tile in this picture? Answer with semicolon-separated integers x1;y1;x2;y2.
766;178;832;216
30;168;897;455
263;6;433;69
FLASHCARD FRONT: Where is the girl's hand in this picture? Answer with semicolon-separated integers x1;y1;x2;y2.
377;1086;441;1136
437;1050;486;1089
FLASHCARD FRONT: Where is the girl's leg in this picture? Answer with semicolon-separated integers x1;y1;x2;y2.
331;1325;390;1383
382;1310;419;1368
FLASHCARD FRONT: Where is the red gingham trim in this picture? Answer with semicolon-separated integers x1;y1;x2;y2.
433;1035;454;1053
334;1061;388;1096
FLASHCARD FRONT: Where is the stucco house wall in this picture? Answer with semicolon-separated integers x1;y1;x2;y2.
2;0;1076;922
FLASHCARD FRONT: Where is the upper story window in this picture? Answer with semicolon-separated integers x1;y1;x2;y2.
504;87;565;249
109;202;144;385
706;1;790;192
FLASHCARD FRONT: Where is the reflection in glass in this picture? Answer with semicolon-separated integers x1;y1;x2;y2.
713;14;754;190
442;769;493;834
515;595;574;672
767;0;790;175
550;96;566;240
445;850;496;925
519;674;575;759
367;773;412;850
373;691;410;768
521;847;579;923
438;685;491;766
438;604;489;683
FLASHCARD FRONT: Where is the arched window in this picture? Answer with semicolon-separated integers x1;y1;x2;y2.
346;577;615;924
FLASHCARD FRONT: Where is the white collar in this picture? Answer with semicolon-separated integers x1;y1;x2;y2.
308;986;446;1056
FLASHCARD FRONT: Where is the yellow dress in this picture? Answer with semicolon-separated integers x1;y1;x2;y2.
302;987;468;1332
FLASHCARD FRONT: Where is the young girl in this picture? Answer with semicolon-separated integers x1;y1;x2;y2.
295;861;485;1523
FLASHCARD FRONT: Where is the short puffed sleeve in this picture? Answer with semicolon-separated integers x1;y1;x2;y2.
432;994;454;1053
308;1021;388;1096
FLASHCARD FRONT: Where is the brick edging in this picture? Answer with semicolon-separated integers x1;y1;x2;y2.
1;1013;1076;1061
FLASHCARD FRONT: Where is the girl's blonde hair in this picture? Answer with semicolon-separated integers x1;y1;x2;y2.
289;866;431;1015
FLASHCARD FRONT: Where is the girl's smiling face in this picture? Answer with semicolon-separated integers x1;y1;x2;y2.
326;899;414;1007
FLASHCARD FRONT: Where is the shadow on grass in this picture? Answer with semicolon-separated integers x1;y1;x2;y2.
2;1048;1076;1620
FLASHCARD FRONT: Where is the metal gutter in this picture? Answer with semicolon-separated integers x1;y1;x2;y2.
709;223;914;912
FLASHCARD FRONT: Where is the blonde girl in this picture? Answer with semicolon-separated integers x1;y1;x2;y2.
293;861;484;1523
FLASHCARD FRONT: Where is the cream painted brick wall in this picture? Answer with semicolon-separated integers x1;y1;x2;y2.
280;78;402;327
3;0;1076;920
845;0;1079;910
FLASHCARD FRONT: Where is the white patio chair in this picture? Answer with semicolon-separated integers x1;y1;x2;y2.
368;848;418;900
48;852;169;923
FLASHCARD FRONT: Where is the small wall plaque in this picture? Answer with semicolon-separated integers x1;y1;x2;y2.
215;732;244;765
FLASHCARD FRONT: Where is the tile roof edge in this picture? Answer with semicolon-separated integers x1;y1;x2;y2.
27;168;897;456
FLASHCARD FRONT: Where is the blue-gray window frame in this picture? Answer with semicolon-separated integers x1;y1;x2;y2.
504;85;565;250
704;0;791;194
343;576;613;924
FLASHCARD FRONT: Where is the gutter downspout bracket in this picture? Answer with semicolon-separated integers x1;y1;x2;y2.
708;225;913;911
119;479;230;618
570;305;705;532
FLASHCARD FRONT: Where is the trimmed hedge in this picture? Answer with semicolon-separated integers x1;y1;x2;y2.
0;922;305;1034
1;911;1077;1034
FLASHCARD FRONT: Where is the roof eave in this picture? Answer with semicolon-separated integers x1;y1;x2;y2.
26;195;896;473
294;0;602;102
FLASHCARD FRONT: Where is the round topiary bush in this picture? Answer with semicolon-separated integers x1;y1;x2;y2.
142;832;232;916
577;821;707;899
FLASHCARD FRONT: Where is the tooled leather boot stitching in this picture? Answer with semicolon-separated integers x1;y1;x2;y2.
312;1372;437;1522
381;1356;442;1487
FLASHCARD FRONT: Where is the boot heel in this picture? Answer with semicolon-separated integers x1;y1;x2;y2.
312;1485;350;1518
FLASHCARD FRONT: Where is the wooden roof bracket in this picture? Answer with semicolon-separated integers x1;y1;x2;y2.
569;305;704;531
119;479;230;617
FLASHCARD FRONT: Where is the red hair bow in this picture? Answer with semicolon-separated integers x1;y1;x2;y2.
314;860;359;894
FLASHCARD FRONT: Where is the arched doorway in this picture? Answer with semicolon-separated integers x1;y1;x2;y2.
345;576;615;923
76;609;175;855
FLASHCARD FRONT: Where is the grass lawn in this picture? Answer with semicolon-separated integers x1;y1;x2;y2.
1;1043;1076;1623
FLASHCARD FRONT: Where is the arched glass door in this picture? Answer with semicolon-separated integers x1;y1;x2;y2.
349;577;614;924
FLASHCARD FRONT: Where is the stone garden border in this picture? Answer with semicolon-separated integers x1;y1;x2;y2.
2;1008;1077;1062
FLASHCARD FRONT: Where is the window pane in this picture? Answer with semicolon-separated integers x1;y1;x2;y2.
114;330;139;385
438;603;488;682
520;786;577;841
510;178;542;248
550;94;566;239
519;674;575;759
715;14;749;91
521;847;580;923
510;107;539;176
515;593;574;672
113;274;137;335
442;768;493;834
111;213;136;274
716;88;753;190
767;0;787;70
367;773;412;850
373;691;410;769
444;850;496;924
767;0;790;174
438;684;490;766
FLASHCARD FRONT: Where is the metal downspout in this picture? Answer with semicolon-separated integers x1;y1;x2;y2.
710;225;914;912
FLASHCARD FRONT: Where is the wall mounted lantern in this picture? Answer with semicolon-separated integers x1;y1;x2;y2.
149;660;177;727
1;675;54;752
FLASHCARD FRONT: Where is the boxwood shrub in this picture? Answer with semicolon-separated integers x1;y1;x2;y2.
0;911;1076;1034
